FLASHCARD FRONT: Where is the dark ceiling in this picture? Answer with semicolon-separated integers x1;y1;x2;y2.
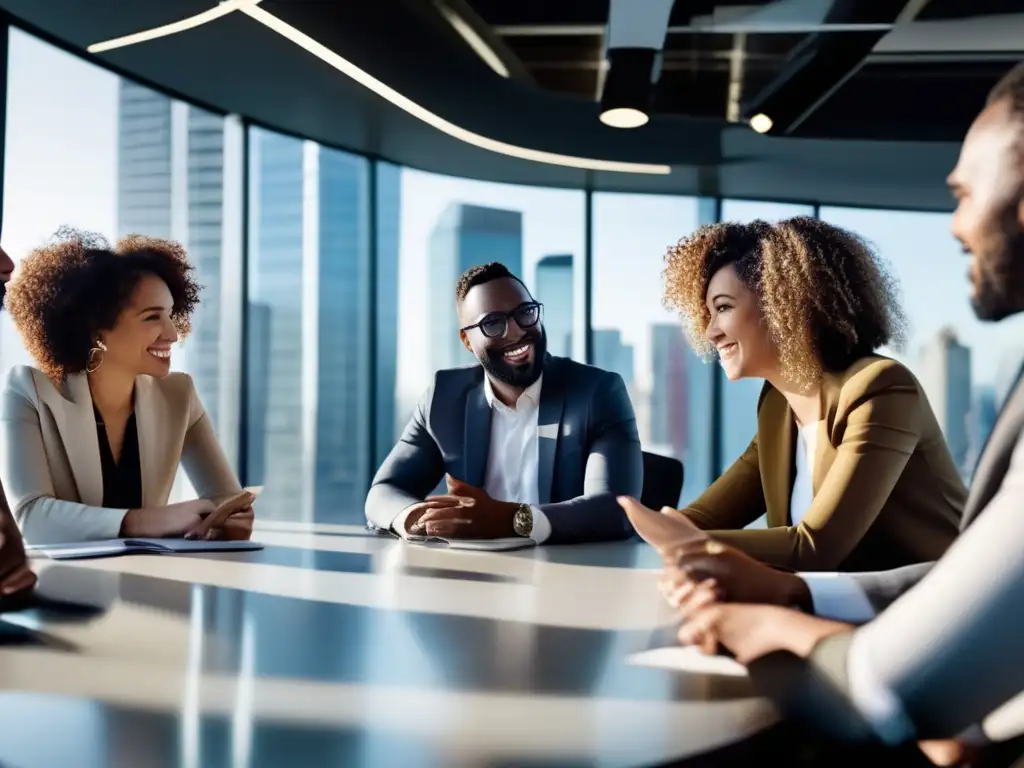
469;0;1023;142
0;0;1021;209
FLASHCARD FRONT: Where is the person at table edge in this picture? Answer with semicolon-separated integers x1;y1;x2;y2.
669;60;1024;759
657;216;965;571
366;261;643;544
1;229;252;545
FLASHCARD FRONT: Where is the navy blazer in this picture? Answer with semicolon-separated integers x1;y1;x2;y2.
365;355;643;543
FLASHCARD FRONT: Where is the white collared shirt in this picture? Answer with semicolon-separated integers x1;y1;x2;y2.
391;375;553;543
480;374;552;543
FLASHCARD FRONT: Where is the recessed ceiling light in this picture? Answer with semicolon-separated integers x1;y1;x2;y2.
599;107;649;129
749;113;773;134
87;2;671;175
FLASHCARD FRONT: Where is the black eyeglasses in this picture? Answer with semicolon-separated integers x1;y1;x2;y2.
461;302;543;339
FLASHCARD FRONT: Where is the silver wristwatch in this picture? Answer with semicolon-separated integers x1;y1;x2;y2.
512;503;534;537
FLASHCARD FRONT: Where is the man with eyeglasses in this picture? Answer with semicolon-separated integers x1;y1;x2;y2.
366;261;643;544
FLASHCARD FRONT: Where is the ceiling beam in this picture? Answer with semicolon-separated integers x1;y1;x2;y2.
430;0;534;83
741;0;925;135
494;22;894;36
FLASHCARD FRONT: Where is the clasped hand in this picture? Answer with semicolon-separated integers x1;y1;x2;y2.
658;538;852;663
404;476;517;539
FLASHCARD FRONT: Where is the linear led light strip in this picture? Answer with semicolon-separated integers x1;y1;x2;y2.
87;2;671;175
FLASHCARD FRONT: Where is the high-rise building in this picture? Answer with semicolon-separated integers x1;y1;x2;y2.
649;324;689;458
118;83;228;428
375;164;402;451
967;385;998;476
247;130;374;522
592;329;634;386
534;254;573;358
427;203;522;373
117;82;241;500
919;327;973;470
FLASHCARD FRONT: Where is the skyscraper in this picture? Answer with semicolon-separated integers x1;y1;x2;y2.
375;164;402;451
427;203;522;374
592;328;634;386
247;130;374;522
117;82;240;499
534;254;573;358
967;385;998;476
649;324;689;458
919;327;973;471
118;83;228;429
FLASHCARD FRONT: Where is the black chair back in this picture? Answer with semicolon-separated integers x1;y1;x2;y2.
640;451;684;511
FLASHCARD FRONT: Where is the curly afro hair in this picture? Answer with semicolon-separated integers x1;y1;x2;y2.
6;227;202;382
662;216;907;391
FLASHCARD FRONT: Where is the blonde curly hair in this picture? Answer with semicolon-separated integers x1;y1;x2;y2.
662;216;907;390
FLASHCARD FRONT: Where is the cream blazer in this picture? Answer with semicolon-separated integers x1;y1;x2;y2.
1;365;242;545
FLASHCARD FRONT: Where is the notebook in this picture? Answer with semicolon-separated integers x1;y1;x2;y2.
28;538;264;561
404;535;536;552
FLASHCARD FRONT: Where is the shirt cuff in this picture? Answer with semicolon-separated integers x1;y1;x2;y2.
800;573;878;624
530;506;552;544
847;630;917;745
391;505;416;538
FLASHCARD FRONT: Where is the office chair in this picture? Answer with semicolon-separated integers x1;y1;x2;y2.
640;451;684;512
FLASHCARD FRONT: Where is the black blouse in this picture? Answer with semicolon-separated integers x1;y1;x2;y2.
95;407;143;510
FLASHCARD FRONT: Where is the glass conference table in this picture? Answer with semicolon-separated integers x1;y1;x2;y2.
0;521;779;767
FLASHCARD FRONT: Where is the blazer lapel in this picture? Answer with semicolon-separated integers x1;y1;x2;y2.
536;360;565;505
963;373;1024;528
54;374;104;506
463;380;491;488
759;388;795;527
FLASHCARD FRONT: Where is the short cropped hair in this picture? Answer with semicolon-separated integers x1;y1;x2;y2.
988;60;1024;119
662;216;907;390
6;227;201;381
455;261;529;304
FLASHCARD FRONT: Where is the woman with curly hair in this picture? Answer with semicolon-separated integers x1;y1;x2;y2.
1;228;253;545
631;216;966;572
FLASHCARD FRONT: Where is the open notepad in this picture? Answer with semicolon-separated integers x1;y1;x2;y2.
29;538;264;561
404;535;536;552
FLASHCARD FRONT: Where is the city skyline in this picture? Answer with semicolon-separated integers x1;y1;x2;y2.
3;27;1017;515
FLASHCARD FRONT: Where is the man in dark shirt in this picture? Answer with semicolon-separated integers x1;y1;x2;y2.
0;244;36;601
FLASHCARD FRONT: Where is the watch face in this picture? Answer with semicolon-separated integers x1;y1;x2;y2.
513;505;533;536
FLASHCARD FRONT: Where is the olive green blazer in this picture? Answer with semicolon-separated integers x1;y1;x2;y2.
683;356;966;571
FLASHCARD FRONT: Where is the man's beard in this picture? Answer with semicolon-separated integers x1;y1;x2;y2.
479;327;547;388
971;212;1024;322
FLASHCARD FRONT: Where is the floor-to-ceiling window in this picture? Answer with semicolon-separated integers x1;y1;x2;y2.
819;206;1024;480
245;126;371;522
384;169;586;452
590;193;716;505
3;28;243;498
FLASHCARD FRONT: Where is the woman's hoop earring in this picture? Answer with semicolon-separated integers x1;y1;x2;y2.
85;340;107;374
